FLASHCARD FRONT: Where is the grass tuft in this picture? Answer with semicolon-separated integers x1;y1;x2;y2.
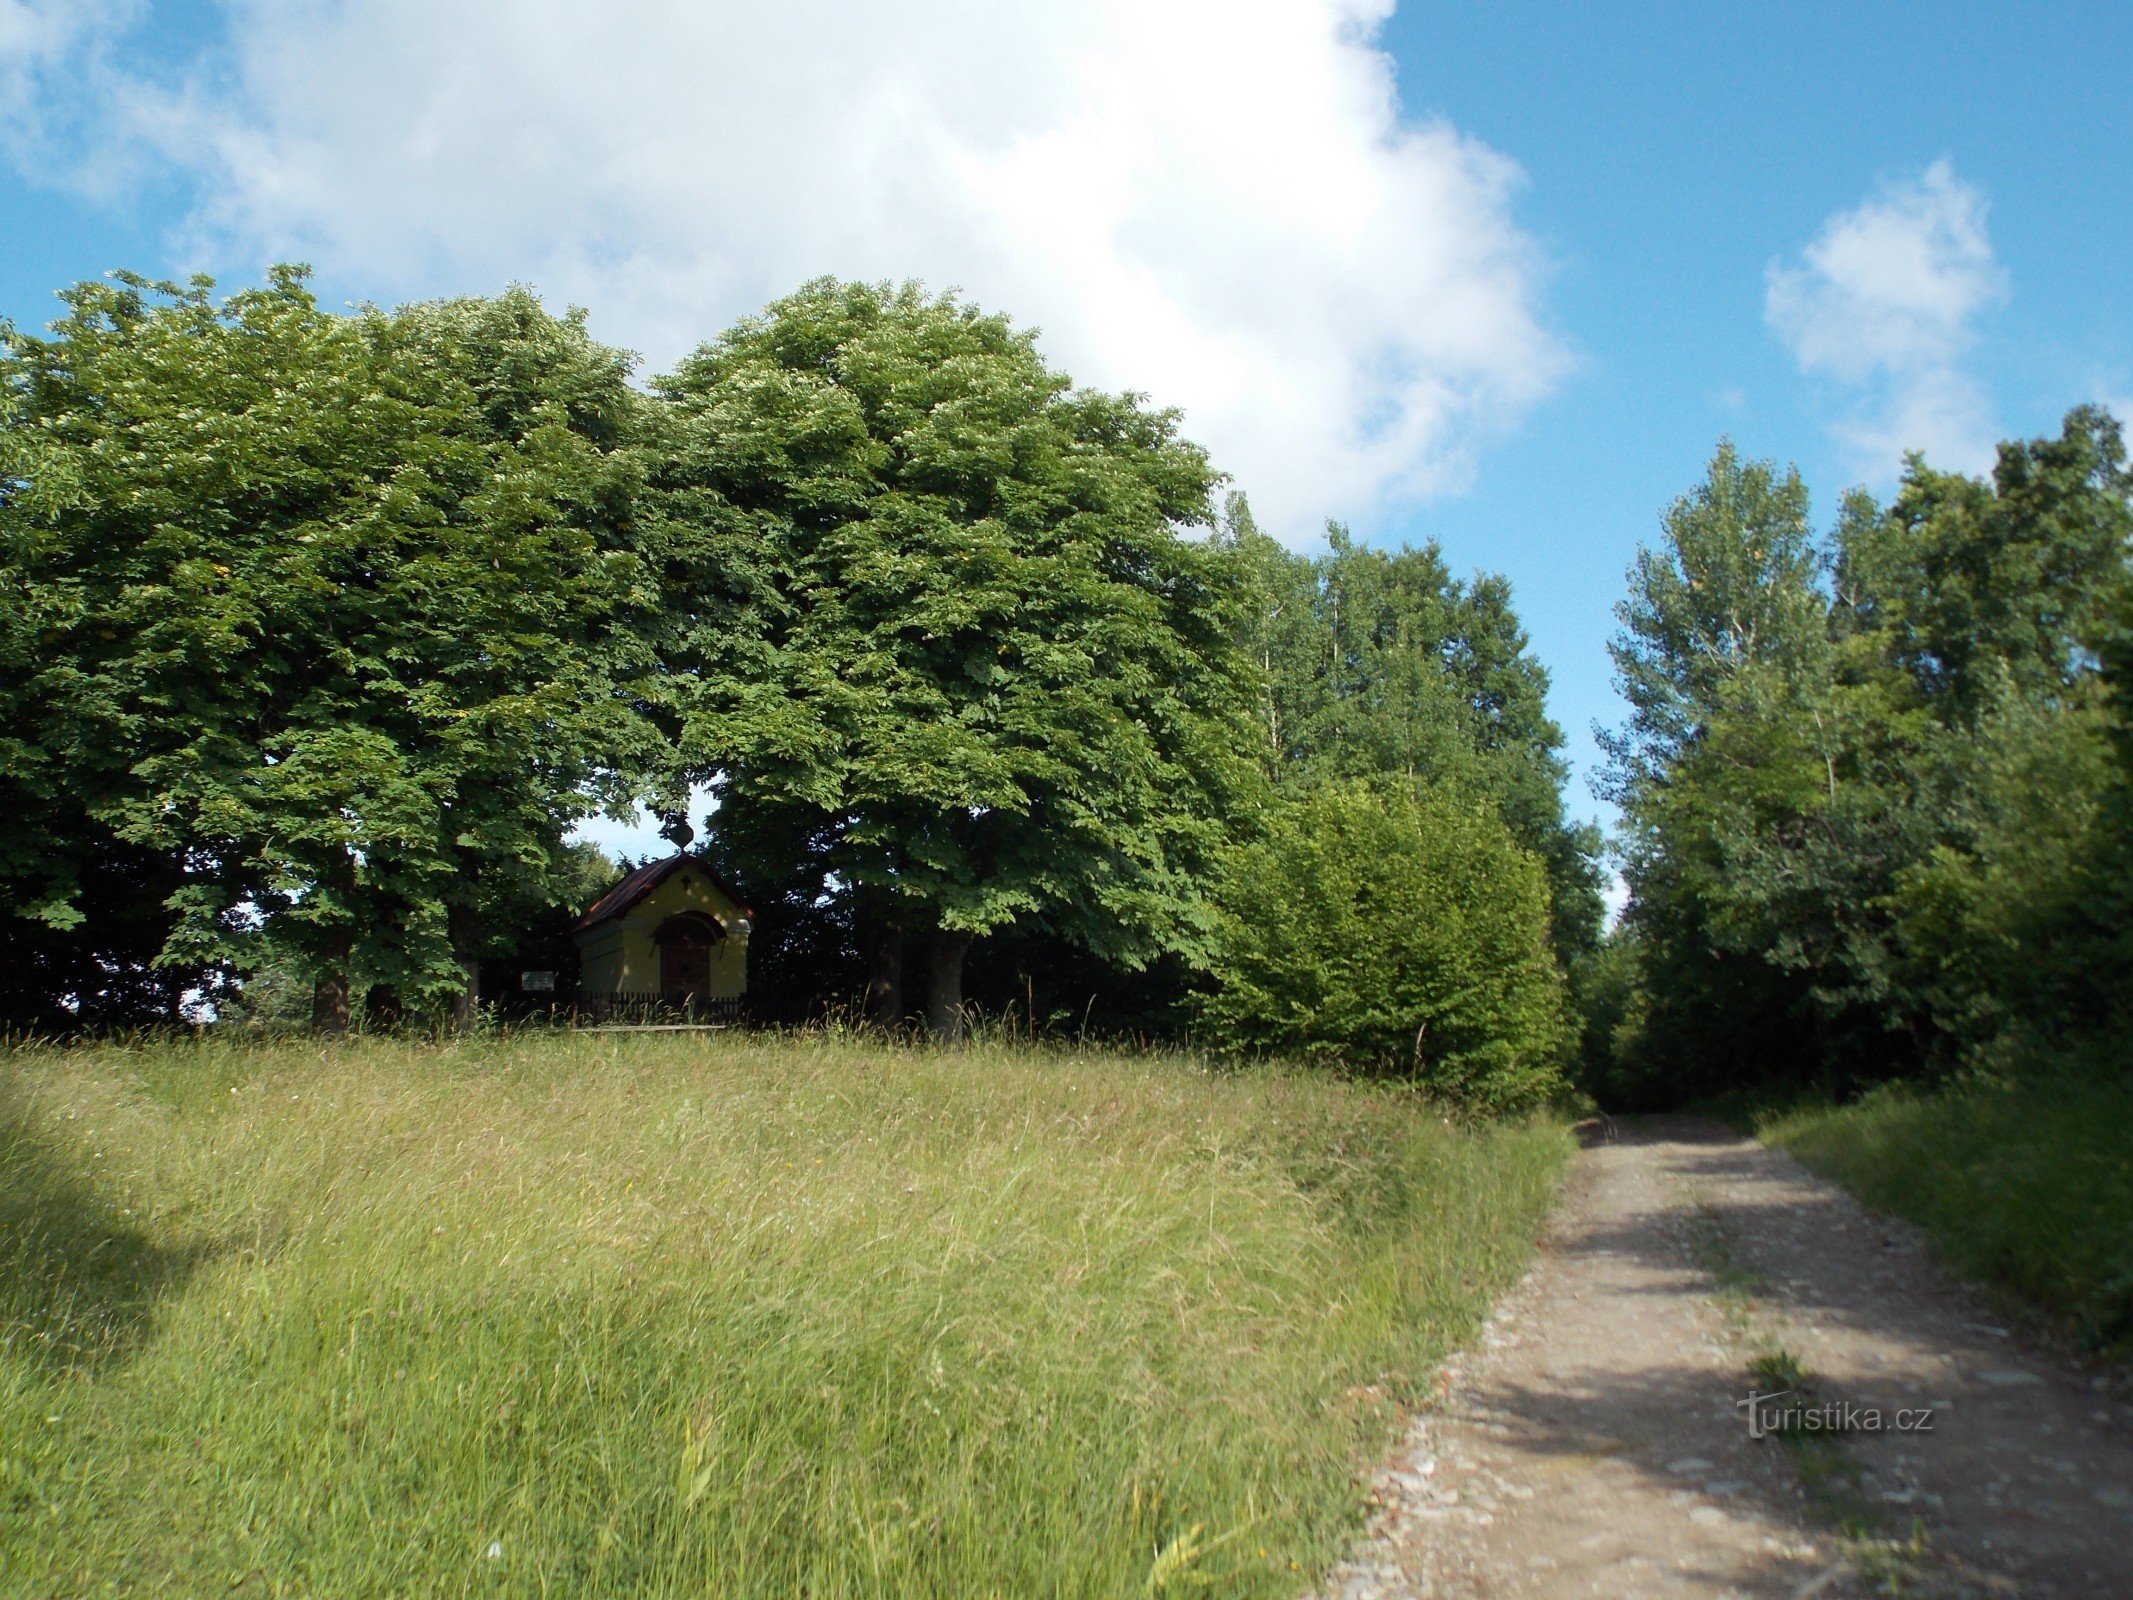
0;1030;1569;1597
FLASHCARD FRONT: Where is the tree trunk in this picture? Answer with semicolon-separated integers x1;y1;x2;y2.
311;930;352;1035
311;852;357;1034
924;928;972;1044
448;902;481;1032
864;922;906;1031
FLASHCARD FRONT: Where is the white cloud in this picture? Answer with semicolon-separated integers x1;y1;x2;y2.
10;0;1567;541
1767;160;2006;479
0;1;104;112
0;1;136;167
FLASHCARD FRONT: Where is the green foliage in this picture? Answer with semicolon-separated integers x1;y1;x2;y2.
1834;420;2130;715
0;828;208;1032
1591;444;1851;1099
1883;677;2119;1057
1566;929;1643;1090
0;269;649;1024
1598;410;2133;1104
4;264;1587;1059
1200;779;1569;1108
0;1032;1571;1596
1222;500;1603;965
1600;441;1828;796
643;279;1256;1028
1763;1071;2133;1352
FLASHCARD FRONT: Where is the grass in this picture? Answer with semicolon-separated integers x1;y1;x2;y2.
0;1030;1570;1598
1759;1072;2133;1355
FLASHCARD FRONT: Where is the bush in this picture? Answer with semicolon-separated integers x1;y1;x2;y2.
1200;780;1568;1108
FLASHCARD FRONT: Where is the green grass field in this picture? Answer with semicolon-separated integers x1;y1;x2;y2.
1761;1073;2133;1355
1;1031;1569;1597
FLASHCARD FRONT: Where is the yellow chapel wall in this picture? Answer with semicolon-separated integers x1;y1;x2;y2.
575;866;749;998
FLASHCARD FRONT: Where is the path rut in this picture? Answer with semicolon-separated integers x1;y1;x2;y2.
1318;1117;2133;1598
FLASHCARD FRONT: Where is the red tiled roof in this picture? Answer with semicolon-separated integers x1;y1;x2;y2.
573;851;754;931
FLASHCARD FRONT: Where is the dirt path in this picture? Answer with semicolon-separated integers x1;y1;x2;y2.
1317;1117;2133;1598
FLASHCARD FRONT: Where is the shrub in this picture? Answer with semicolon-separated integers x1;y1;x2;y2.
1201;780;1568;1107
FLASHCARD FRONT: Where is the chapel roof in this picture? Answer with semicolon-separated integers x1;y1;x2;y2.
572;851;754;932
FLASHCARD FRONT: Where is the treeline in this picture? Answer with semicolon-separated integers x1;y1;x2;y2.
1;268;1595;1104
1593;413;2133;1104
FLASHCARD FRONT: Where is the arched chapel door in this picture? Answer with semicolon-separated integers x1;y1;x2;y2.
654;913;720;1003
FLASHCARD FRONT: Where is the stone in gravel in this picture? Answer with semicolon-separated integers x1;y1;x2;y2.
1977;1369;2045;1387
1665;1457;1713;1473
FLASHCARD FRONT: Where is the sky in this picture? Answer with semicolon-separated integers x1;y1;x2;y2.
5;0;2129;862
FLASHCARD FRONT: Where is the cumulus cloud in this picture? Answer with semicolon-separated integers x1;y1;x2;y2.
1766;160;2006;479
8;0;1568;540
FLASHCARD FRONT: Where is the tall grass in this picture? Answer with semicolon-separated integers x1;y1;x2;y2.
1762;1073;2133;1354
1;1031;1568;1597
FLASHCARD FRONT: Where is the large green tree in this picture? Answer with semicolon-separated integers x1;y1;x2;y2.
1864;409;2133;1060
644;279;1253;1038
1599;442;1881;1098
1599;413;2133;1103
0;268;646;1028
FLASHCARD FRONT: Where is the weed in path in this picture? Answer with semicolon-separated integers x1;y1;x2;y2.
1684;1198;1779;1358
1682;1193;1937;1598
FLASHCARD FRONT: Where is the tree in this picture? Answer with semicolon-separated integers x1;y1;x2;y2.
1216;493;1328;774
0;268;647;1028
1200;778;1568;1109
645;279;1253;1039
1597;414;2133;1104
1222;508;1603;964
0;826;214;1033
1598;442;1851;1097
1326;529;1606;966
1834;408;2130;718
1864;410;2133;1061
1601;441;1828;804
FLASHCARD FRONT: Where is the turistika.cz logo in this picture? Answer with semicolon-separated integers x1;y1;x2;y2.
1736;1389;1938;1440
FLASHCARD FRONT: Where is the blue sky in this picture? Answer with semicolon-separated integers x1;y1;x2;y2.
5;1;2128;859
1381;0;2132;808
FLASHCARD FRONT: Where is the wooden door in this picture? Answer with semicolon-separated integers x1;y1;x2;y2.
658;922;714;1002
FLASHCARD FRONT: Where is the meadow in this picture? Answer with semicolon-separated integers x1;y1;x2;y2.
0;1031;1569;1597
1762;1072;2133;1355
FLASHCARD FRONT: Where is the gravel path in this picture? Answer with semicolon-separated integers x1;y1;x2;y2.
1316;1117;2133;1598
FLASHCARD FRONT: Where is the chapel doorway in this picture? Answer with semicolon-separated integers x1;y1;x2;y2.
654;912;721;1003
